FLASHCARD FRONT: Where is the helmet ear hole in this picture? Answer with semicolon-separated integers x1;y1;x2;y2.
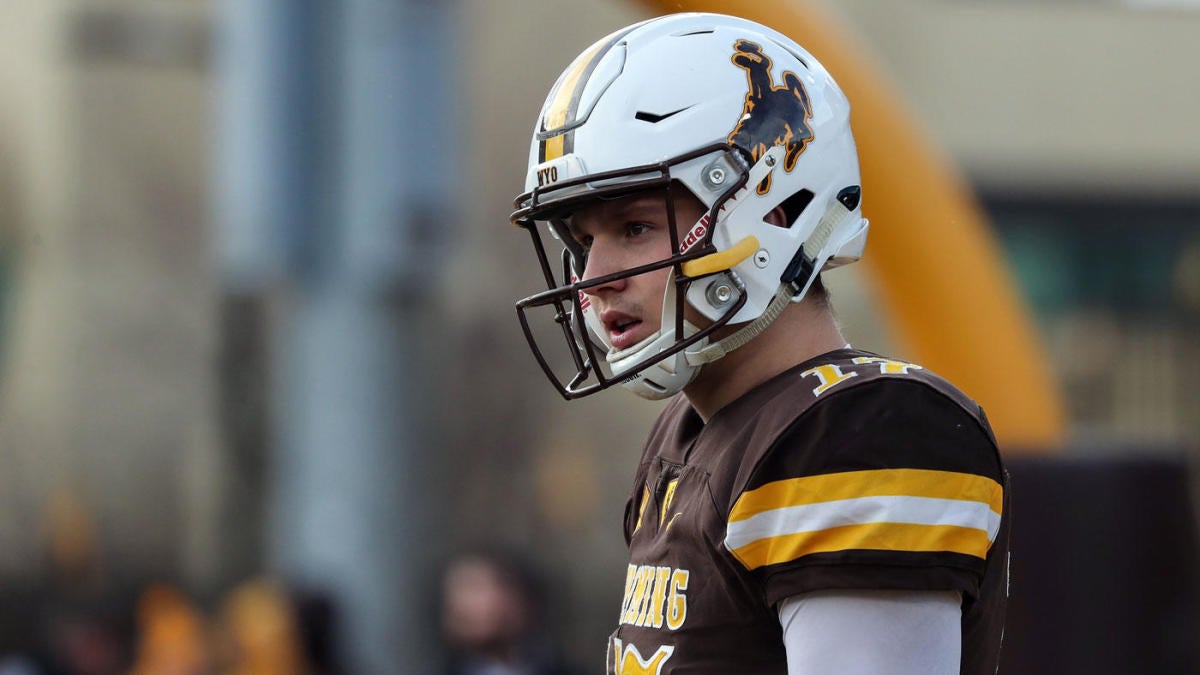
777;189;815;229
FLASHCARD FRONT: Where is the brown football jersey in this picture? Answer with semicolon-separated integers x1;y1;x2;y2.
607;348;1009;674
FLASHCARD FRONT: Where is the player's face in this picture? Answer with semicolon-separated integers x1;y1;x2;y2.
570;190;707;352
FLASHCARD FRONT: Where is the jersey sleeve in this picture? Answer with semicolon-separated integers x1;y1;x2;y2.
722;377;1006;607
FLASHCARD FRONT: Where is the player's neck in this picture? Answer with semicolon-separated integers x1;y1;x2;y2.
684;300;846;422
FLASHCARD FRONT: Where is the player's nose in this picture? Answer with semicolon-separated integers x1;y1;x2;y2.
580;241;627;297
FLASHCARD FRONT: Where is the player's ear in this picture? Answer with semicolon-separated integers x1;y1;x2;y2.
764;205;788;228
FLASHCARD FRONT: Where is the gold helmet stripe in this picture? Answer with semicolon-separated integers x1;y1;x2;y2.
543;40;606;134
538;24;642;162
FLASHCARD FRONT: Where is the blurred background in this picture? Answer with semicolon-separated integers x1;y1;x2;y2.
0;0;1197;673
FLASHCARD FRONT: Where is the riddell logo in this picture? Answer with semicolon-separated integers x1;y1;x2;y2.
679;215;709;254
678;186;746;254
727;39;814;195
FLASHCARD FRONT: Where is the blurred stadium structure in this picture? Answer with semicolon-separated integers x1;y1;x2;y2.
0;0;1197;673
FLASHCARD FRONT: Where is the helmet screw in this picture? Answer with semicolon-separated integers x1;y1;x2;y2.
706;280;735;307
765;155;776;167
754;249;770;268
707;167;726;185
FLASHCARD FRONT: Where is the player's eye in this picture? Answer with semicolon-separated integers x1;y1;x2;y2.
626;221;653;237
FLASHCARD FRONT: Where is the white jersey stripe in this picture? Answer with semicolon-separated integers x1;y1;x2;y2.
725;495;1001;553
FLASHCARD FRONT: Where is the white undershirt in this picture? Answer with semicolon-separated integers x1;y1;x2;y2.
778;589;962;675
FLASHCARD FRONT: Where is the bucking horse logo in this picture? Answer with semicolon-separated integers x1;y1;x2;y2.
727;40;814;195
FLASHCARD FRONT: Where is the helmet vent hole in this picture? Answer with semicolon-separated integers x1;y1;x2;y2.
778;189;815;229
674;29;714;36
641;378;667;393
769;38;810;69
634;107;691;124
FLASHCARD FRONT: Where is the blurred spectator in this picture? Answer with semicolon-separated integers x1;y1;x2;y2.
213;579;312;675
126;585;208;675
441;551;576;675
287;588;338;675
27;489;130;675
47;610;124;675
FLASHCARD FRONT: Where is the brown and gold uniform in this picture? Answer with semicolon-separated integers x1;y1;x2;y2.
607;348;1009;674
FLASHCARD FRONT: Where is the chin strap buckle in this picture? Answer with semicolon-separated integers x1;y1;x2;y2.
781;251;816;295
780;185;861;297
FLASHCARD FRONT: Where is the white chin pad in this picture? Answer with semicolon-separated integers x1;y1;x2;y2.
576;260;708;398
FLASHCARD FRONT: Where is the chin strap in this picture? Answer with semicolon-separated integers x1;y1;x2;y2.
684;195;854;367
685;284;792;366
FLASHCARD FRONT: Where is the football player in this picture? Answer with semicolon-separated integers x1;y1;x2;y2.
510;13;1008;675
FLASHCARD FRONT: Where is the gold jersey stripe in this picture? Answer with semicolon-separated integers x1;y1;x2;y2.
730;468;1002;524
729;521;994;570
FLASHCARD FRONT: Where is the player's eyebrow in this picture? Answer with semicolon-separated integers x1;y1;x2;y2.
570;194;668;236
607;194;669;221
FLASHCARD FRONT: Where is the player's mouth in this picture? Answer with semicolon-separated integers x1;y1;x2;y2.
602;310;644;351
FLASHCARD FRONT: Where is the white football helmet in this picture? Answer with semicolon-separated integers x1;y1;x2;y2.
512;13;868;400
